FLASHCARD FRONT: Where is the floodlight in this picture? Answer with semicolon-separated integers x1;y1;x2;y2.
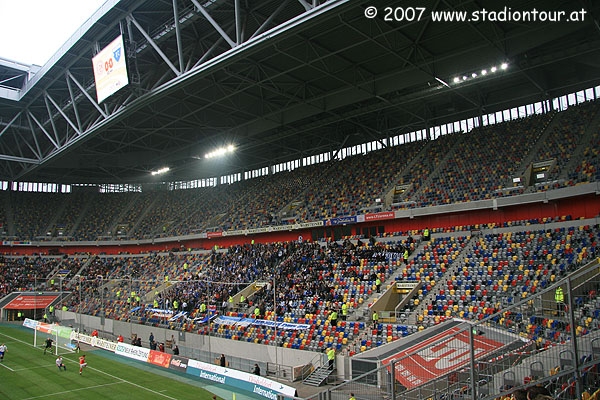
500;62;508;70
205;144;236;159
453;77;460;83
471;73;477;78
462;76;467;81
151;167;170;176
490;66;497;73
481;69;487;75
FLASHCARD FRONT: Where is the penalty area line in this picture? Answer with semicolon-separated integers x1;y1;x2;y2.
0;361;15;371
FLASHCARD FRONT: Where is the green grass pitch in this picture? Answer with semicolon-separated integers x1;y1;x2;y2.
0;325;220;400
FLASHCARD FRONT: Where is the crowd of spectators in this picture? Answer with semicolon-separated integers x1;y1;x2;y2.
1;101;599;243
531;102;598;188
415;114;549;207
10;192;64;240
74;193;133;240
297;141;423;220
0;256;59;295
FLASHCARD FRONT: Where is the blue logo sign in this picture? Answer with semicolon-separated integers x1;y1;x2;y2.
113;47;121;62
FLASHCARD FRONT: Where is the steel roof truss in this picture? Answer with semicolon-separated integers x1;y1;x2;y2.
173;0;185;74
249;0;291;40
0;111;22;139
190;0;236;48
65;73;83;132
45;91;82;137
128;15;181;77
28;111;60;150
66;71;108;119
25;113;43;160
43;94;62;147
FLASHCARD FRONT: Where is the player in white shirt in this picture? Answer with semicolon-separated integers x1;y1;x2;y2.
56;356;66;371
0;343;6;361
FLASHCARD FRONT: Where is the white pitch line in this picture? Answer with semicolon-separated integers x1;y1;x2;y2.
21;382;124;400
0;361;15;371
0;331;179;400
13;364;57;372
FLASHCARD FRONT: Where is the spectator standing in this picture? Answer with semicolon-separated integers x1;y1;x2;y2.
372;310;379;327
327;347;335;370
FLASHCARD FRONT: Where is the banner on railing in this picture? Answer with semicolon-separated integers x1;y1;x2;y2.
2;240;32;245
70;331;93;346
220;221;323;238
187;359;296;399
115;343;150;362
148;349;172;368
212;316;309;330
169;355;189;372
365;211;395;221
169;311;188;321
299;221;324;228
323;216;357;226
144;307;174;318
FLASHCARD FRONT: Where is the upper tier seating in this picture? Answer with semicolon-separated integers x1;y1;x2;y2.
2;100;599;242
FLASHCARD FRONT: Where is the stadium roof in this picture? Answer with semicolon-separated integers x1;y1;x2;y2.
1;0;599;184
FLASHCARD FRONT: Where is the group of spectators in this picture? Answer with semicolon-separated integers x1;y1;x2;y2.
2;101;599;242
0;256;59;296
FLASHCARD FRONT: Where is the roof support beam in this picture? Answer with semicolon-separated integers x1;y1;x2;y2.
45;92;82;136
331;134;350;160
190;0;236;48
65;73;83;133
66;70;108;119
128;15;181;77
22;139;40;161
235;0;242;45
172;0;185;74
401;0;440;69
43;94;61;146
192;37;225;69
250;0;291;40
341;20;481;108
28;111;60;150
296;0;312;12
26;113;43;160
0;111;22;139
0;154;40;164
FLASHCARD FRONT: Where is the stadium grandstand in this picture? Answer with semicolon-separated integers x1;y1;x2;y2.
1;0;600;399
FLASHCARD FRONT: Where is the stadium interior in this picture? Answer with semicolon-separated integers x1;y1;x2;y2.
1;0;600;399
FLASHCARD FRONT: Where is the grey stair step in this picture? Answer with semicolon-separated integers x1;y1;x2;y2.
303;366;333;386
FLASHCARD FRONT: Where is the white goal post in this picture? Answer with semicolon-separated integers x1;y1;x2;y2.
25;319;76;356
